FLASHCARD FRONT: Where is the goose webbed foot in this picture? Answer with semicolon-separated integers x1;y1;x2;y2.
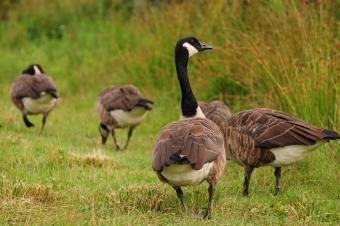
23;115;34;128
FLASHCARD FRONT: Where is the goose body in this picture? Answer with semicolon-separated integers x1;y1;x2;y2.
95;85;153;150
220;108;340;196
152;36;226;219
10;64;59;134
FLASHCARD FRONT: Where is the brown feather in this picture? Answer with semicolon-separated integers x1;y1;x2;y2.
10;73;58;113
220;107;340;195
9;66;59;133
226;108;328;150
198;101;231;129
95;85;153;150
97;85;143;112
152;117;224;172
95;85;153;127
221;125;275;167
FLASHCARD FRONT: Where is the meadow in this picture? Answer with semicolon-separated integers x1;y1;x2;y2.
0;0;339;225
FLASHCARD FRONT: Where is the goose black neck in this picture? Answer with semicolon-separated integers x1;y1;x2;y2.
175;48;198;117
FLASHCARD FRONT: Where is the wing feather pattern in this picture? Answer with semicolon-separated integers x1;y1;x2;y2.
220;108;340;168
99;85;153;112
226;108;327;149
11;74;58;99
152;118;223;172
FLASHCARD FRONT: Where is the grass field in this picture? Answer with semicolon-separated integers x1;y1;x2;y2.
0;0;339;225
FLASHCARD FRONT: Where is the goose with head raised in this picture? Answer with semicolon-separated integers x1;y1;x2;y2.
152;36;226;219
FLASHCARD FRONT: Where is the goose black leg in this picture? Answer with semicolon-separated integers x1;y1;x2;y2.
23;114;34;128
123;127;134;150
40;114;48;135
274;167;281;196
99;123;109;144
111;129;121;150
173;186;187;211
243;166;254;196
203;184;215;219
101;135;107;144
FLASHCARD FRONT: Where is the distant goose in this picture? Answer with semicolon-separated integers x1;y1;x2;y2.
95;85;153;150
10;64;59;134
198;101;232;129
152;36;226;219
219;108;340;196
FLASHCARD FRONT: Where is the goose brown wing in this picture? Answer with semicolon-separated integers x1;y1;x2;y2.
226;108;327;149
198;101;231;127
99;85;151;111
221;124;275;167
152;118;224;172
11;74;58;99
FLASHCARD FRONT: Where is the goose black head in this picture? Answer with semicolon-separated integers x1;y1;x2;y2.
176;36;212;58
22;64;44;75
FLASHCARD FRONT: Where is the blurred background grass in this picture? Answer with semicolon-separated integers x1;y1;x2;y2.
1;0;339;127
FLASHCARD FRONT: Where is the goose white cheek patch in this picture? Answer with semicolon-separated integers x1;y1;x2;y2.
33;65;42;74
183;42;198;57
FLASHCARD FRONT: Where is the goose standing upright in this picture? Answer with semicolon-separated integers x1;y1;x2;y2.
10;64;59;134
152;36;226;219
95;85;154;150
219;108;340;196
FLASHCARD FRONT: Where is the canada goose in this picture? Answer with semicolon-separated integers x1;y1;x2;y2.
198;101;232;129
95;85;153;150
10;64;59;134
219;108;340;196
152;36;226;219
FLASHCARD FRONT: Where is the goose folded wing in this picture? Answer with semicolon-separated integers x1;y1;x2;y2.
198;101;210;114
38;75;58;98
111;95;139;111
152;118;222;172
221;123;276;166
226;108;327;149
100;88;137;111
198;101;231;125
12;74;57;99
122;86;153;109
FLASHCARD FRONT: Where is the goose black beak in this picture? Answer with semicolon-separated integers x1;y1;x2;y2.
199;41;212;51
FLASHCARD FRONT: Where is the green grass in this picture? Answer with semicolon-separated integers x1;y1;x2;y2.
0;0;340;225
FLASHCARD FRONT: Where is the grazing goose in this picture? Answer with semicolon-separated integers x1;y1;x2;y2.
152;36;226;219
219;108;340;196
198;101;232;129
95;85;154;150
10;64;59;134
